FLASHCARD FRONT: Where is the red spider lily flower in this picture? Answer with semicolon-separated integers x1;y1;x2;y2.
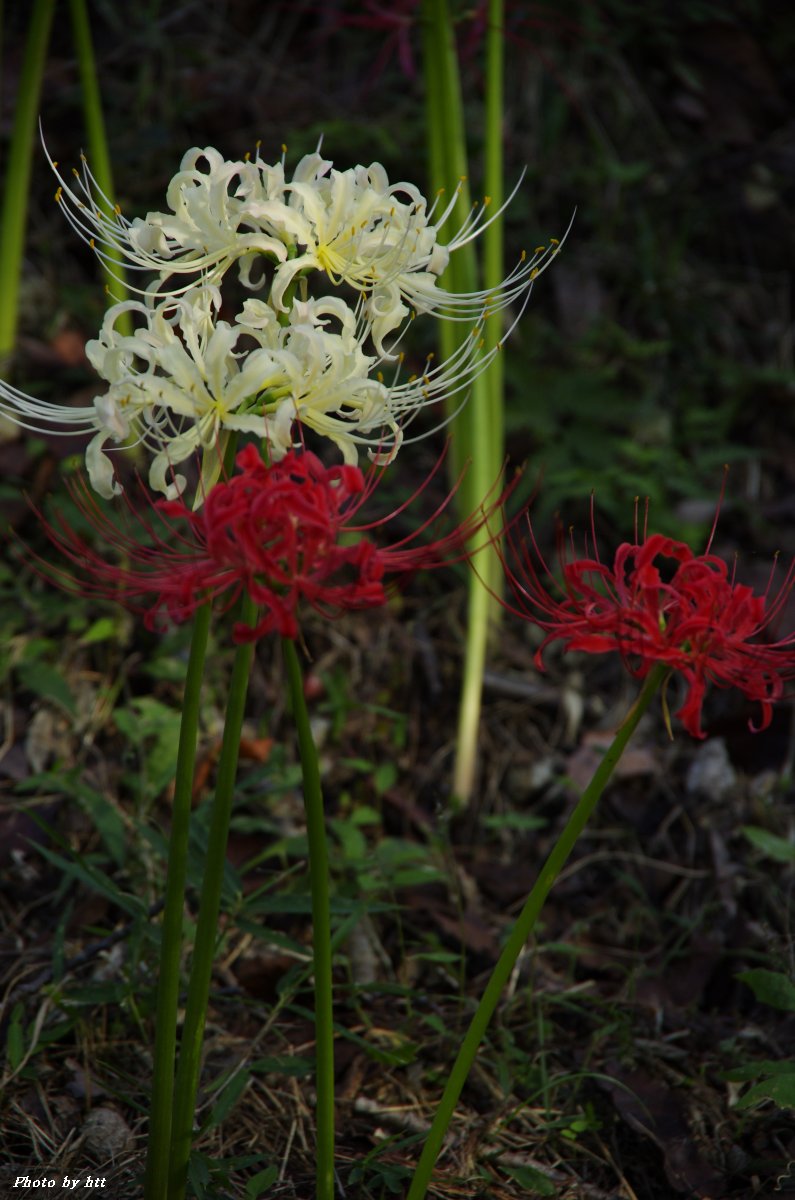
502;500;795;738
29;442;509;643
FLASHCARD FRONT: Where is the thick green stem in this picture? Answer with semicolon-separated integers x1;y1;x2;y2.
407;664;668;1200
144;604;211;1200
451;548;491;803
422;0;506;807
282;636;335;1200
0;0;55;360
482;0;505;552
167;595;258;1200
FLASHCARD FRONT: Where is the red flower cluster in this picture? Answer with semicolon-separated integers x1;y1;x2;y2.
34;443;501;642
504;508;795;738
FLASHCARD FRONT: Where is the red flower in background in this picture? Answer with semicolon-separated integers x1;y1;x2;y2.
31;442;505;643
503;503;795;738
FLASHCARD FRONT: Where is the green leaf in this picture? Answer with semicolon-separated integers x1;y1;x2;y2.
33;843;144;918
249;1055;314;1078
350;805;381;826
374;761;397;794
724;1059;795;1082
329;818;367;862
5;1003;25;1070
742;826;795;863
204;1069;250;1130
482;812;548;833
79;616;119;645
56;775;127;867
16;661;76;715
736;1073;795;1110
737;969;795;1012
503;1164;556;1195
245;1167;278;1197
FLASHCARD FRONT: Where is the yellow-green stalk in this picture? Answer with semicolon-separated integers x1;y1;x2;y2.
421;0;506;806
68;0;132;334
0;0;56;361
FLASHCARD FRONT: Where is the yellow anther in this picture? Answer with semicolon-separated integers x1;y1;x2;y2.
550;238;560;246
408;373;418;383
256;139;262;149
484;196;491;206
54;186;63;203
377;372;384;383
534;245;545;254
80;153;87;163
282;143;287;154
519;249;527;262
244;151;251;162
89;238;95;249
114;204;121;215
72;167;79;178
52;161;58;169
530;267;539;279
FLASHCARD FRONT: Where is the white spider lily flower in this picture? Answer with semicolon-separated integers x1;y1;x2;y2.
46;139;566;354
0;378;96;438
260;156;567;354
83;288;278;497
82;287;401;495
0;275;526;498
48;142;291;297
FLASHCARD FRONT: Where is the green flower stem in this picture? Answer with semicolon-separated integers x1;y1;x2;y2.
407;663;668;1200
0;0;56;360
167;594;258;1200
282;636;335;1200
68;0;131;332
144;604;212;1200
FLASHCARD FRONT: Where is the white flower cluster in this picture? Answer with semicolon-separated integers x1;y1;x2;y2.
1;142;564;498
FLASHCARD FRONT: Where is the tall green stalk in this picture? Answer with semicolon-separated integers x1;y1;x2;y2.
421;0;506;807
68;0;132;334
283;637;335;1200
167;595;258;1200
144;605;212;1200
483;0;504;514
0;0;55;360
407;664;668;1200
